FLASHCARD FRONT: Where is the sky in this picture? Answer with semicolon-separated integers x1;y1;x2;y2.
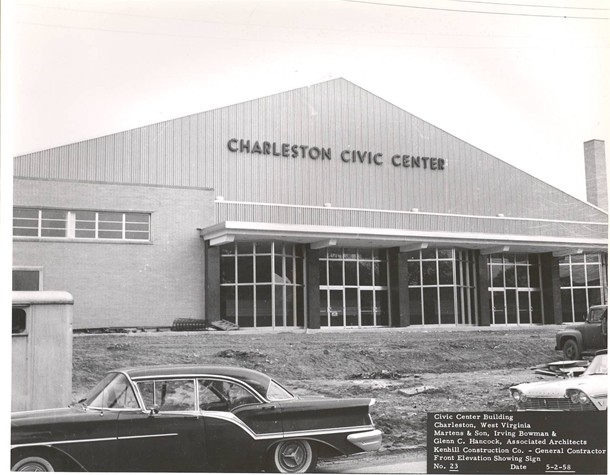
4;0;610;200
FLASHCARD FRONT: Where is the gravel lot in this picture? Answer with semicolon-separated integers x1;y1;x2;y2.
73;325;563;455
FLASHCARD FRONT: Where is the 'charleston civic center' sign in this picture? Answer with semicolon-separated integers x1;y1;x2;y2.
227;138;446;171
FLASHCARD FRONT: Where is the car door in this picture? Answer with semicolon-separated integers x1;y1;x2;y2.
583;308;607;350
198;378;281;472
116;378;207;472
52;409;121;472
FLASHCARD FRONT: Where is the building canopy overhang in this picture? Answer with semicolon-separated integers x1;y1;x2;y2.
200;221;608;256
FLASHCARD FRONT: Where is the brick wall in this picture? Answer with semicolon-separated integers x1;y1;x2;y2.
13;179;215;328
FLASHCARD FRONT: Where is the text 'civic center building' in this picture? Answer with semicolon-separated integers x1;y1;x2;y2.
13;79;608;330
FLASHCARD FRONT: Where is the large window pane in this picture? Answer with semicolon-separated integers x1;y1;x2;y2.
409;288;422;325
255;256;271;283
423;288;438;325
237;286;254;327
359;261;372;286
319;261;327;286
320;289;329;327
345;288;358;326
438;261;453;286
344;261;357;286
328;261;342;285
422;262;436;285
237;257;254;283
220;287;236;323
360;291;374;326
586;264;601;286
376;290;389;326
439;288;454;324
256;285;272;327
506;290;517;324
492;292;505;324
561;290;574;323
274;285;284;327
516;266;529;287
221;256;235;284
408;262;420;285
329;290;344;327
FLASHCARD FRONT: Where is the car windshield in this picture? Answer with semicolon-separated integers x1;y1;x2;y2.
584;355;607;376
85;373;140;409
266;380;295;401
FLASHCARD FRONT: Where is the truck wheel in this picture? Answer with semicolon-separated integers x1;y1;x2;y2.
269;440;317;473
562;339;580;360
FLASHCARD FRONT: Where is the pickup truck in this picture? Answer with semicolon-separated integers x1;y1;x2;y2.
555;304;608;360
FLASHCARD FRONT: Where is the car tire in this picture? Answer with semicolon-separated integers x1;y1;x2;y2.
269;440;318;473
562;339;580;360
11;455;57;472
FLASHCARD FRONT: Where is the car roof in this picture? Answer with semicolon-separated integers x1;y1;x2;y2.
115;365;273;397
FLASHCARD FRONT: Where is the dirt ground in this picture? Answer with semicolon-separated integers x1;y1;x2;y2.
72;326;564;456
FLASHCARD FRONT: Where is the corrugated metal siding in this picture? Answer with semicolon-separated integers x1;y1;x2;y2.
215;202;606;240
14;78;608;227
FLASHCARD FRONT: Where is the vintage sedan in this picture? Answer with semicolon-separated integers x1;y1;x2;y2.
11;365;382;472
509;351;607;411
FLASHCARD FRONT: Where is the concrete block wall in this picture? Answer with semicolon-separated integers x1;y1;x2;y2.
13;179;215;328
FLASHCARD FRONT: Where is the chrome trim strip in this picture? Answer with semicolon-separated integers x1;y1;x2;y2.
284;425;375;438
12;436;117;449
11;408;66;416
12;433;179;449
118;433;178;440
202;411;374;440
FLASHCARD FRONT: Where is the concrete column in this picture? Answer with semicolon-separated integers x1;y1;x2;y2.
540;253;563;324
306;247;321;329
475;251;491;326
204;242;220;323
389;248;410;327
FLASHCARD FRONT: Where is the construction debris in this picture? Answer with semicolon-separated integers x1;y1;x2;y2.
530;360;590;377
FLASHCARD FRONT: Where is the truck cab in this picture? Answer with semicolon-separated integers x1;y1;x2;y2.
555;305;608;360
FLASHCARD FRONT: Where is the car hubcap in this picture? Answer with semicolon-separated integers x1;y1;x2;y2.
15;461;51;472
278;441;310;472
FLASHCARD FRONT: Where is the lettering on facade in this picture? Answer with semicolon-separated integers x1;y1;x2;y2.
227;138;446;171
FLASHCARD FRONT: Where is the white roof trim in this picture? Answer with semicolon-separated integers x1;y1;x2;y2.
200;221;607;250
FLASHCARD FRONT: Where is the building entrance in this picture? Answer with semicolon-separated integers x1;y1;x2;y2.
319;248;390;327
488;254;543;324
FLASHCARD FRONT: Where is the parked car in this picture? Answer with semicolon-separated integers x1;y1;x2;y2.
555;304;607;360
509;350;607;411
11;365;382;472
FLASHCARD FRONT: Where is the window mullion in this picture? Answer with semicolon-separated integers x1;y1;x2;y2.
67;212;76;239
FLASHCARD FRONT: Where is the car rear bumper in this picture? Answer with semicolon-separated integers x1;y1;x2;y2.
347;429;382;452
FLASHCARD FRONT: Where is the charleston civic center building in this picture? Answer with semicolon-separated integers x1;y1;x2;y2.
12;79;608;330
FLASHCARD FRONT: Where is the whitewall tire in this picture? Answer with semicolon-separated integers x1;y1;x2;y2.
11;455;56;472
271;439;317;473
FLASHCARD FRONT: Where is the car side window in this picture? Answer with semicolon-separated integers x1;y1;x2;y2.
589;308;606;323
136;379;196;412
198;379;259;411
88;374;140;410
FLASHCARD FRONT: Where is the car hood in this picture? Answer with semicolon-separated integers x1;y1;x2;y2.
511;374;607;398
560;323;587;333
